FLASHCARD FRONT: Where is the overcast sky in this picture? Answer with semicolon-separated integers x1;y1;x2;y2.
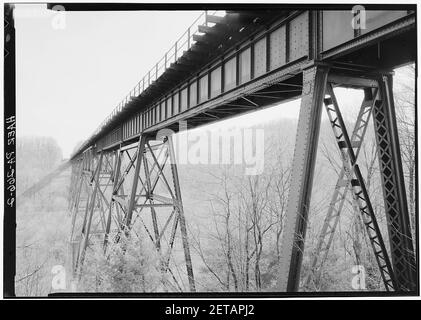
14;5;411;158
15;5;205;157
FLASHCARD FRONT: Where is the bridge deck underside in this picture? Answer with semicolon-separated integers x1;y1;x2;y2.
73;10;415;156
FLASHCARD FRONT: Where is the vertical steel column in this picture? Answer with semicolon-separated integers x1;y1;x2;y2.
70;155;87;241
77;151;104;273
68;161;77;210
71;158;84;211
373;74;416;291
277;65;329;292
70;160;81;212
104;149;122;250
125;135;148;227
142;150;162;251
167;135;196;292
68;162;76;210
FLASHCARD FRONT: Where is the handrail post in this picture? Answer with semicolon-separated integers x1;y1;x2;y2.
187;27;190;49
175;41;178;61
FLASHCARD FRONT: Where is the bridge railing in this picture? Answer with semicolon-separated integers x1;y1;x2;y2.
90;10;226;140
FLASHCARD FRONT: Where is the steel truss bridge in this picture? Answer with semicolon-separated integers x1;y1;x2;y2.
18;6;418;292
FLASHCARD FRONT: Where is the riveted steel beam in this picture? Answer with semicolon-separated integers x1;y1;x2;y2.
277;64;329;292
373;74;416;291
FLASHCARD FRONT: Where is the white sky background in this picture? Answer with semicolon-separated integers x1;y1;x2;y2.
15;5;204;157
14;5;410;158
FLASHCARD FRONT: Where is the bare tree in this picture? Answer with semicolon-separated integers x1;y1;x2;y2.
190;141;292;292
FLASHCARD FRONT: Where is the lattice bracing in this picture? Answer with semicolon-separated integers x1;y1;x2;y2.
372;75;416;291
68;134;196;292
323;82;397;291
300;69;416;292
306;86;378;288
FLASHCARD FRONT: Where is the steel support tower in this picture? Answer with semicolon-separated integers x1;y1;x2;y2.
69;134;196;292
277;64;416;292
